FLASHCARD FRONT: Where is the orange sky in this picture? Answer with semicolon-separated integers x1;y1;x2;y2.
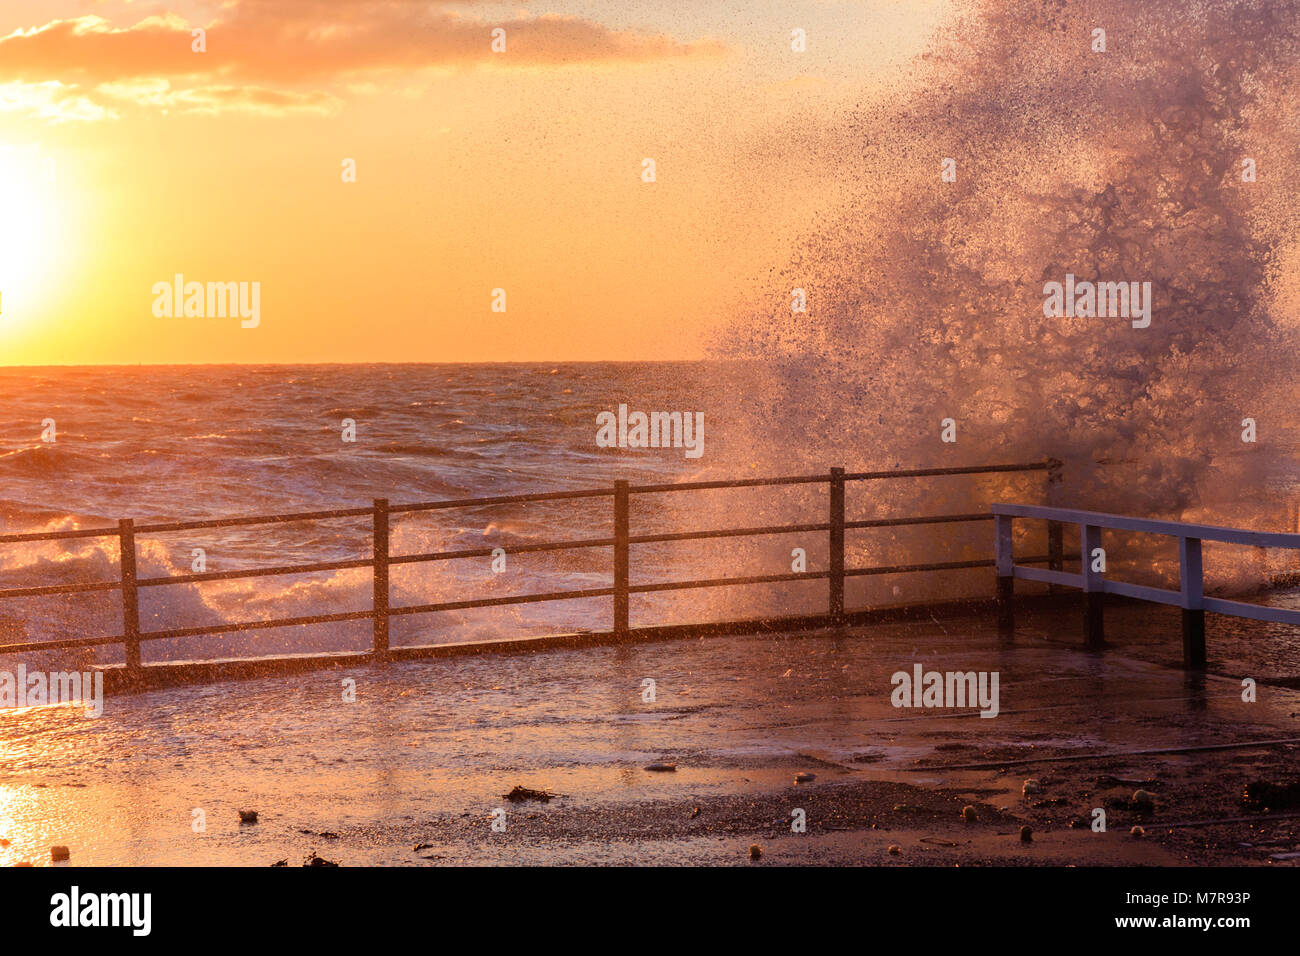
0;0;947;365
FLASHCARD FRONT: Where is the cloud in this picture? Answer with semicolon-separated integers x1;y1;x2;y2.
96;78;342;116
0;4;724;119
0;5;725;87
0;81;116;123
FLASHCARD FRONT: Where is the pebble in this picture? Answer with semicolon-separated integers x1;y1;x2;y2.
50;846;70;862
1019;825;1033;843
644;763;677;773
795;772;816;783
1131;790;1155;811
1131;825;1145;838
961;805;977;823
1022;778;1041;795
749;844;762;860
238;809;259;824
887;844;901;855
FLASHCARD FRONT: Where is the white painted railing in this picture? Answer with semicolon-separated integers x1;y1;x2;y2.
992;503;1300;668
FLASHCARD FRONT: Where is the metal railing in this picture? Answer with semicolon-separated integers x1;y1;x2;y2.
993;502;1300;669
0;461;1058;678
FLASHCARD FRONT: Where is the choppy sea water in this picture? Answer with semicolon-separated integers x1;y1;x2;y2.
0;362;797;663
0;361;1083;666
2;360;1299;665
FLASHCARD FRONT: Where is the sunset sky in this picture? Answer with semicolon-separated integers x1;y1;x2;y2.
0;0;946;365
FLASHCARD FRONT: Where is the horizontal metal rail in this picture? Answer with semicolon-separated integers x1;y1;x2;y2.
391;586;617;617
139;557;374;587
136;609;376;642
136;507;374;535
390;537;613;565
994;503;1300;550
844;463;1050;481
0;579;124;599
992;502;1300;669
630;474;831;494
631;462;1051;494
391;487;613;513
0;462;1057;673
0;633;131;655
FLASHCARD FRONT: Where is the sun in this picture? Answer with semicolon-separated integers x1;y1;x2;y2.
0;143;62;324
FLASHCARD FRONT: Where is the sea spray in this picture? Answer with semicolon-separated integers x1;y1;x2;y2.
717;0;1300;602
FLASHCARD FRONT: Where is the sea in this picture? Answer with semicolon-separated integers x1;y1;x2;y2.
0;361;893;665
2;361;1299;668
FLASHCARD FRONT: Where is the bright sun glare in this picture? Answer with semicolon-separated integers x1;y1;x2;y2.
0;144;61;325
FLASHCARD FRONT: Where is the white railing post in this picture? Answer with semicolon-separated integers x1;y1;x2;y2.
1081;523;1104;648
1179;536;1206;669
995;514;1014;634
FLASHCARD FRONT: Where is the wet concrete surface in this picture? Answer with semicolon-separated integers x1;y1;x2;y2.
2;600;1298;865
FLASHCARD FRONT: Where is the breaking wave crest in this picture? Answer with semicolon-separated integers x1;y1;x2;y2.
724;0;1300;532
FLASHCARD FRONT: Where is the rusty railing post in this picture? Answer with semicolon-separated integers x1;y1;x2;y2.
614;480;629;636
995;513;1014;636
1081;522;1104;648
1179;536;1206;670
119;518;141;676
373;498;390;662
829;467;845;624
1046;459;1063;592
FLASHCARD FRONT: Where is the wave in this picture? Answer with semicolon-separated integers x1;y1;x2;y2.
718;0;1300;584
370;442;483;459
0;444;97;477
